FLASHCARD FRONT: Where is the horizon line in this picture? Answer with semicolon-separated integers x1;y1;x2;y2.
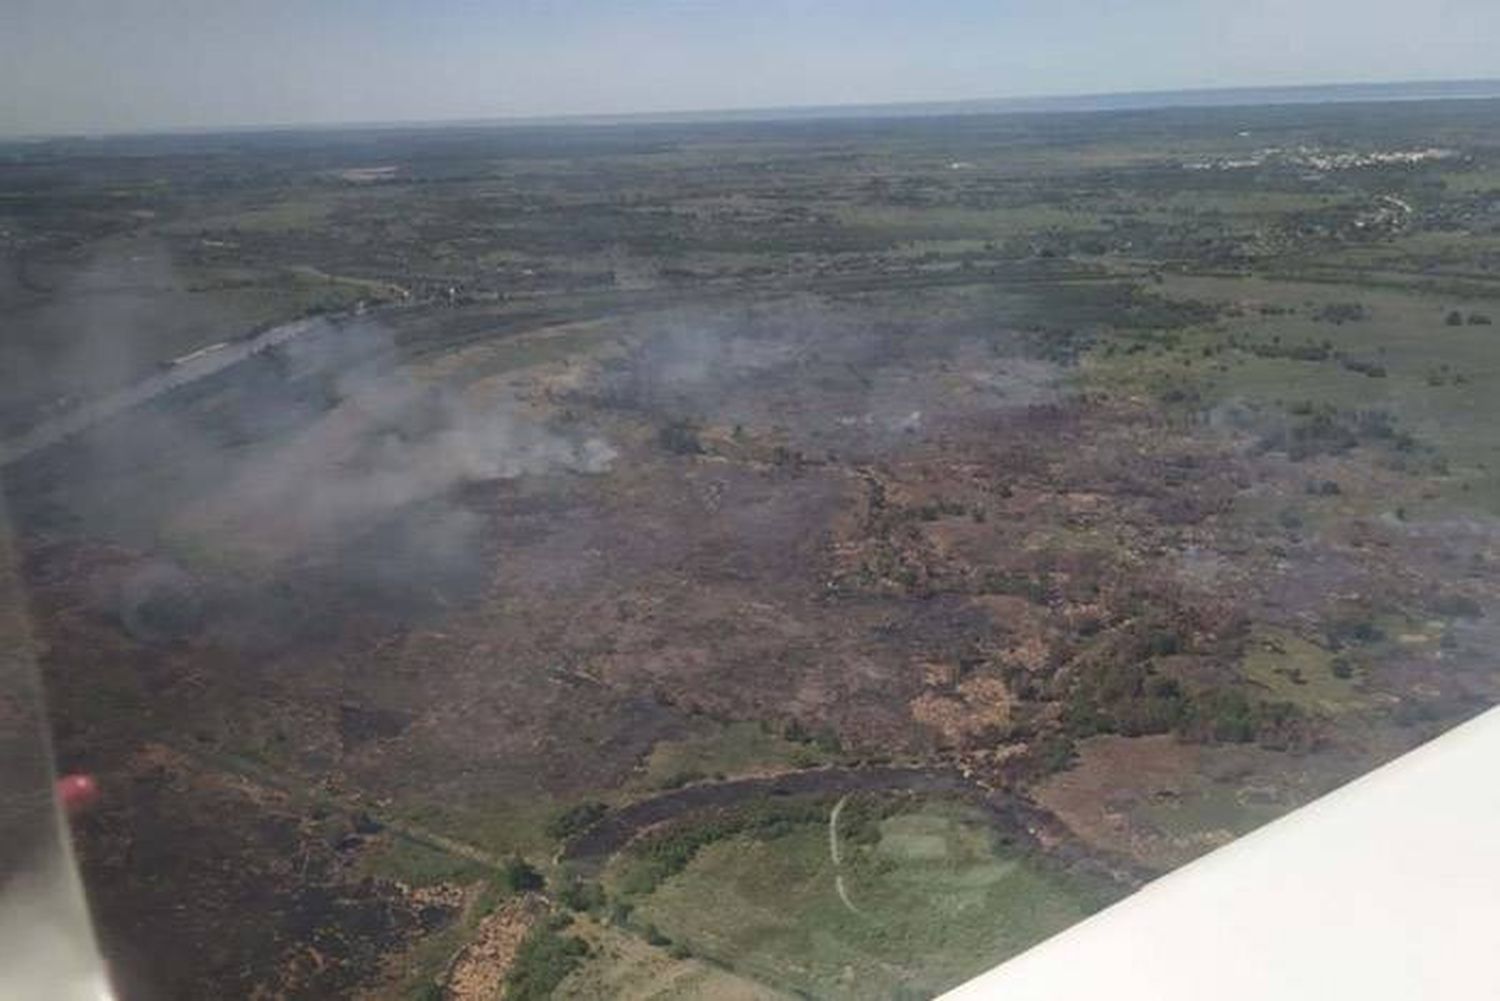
7;75;1500;144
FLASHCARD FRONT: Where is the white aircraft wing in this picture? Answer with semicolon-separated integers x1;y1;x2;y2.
942;706;1500;1000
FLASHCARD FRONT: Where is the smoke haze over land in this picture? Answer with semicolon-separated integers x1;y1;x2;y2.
6;312;618;643
184;325;616;565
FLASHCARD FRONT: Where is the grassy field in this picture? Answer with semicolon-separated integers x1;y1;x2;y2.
555;917;790;1001
356;834;496;887
623;801;1116;1000
395;792;561;866
1238;627;1379;715
1082;271;1500;511
418;320;618;386
626;721;838;792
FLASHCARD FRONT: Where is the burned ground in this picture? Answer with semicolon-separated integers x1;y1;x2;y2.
6;99;1500;998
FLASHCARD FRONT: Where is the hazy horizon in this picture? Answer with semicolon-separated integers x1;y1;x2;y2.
6;1;1500;138
8;77;1500;142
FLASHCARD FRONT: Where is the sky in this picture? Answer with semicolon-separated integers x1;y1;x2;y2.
3;0;1498;135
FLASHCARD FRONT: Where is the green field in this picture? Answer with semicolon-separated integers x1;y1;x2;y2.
555;917;790;1001
627;721;838;792
623;802;1117;1000
1238;627;1378;715
1087;273;1500;511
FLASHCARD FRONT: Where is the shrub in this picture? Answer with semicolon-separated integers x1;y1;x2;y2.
1431;593;1483;619
1030;733;1078;774
1326;616;1385;649
1148;676;1184;699
981;570;1050;604
658;420;704;455
1174;688;1303;747
558;878;606;913
1145;627;1184;657
1312;302;1368;324
1340;357;1386;378
789;747;822;769
504;924;589;1001
812;727;843;754
659;769;707;790
502;856;545;893
1060;651;1192;740
546;802;608;842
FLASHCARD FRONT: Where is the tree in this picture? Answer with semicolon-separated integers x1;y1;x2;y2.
503;856;545;893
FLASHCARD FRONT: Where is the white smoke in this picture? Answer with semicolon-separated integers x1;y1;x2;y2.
173;337;617;566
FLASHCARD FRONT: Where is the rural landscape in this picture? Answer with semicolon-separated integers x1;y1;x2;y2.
5;92;1500;998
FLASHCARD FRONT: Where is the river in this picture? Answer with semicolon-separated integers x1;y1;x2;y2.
0;316;328;468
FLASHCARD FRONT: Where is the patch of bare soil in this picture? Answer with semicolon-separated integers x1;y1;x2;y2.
1033;731;1414;872
444;893;548;1001
1033;735;1212;870
909;673;1012;748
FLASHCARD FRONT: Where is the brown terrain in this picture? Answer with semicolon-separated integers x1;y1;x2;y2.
6;99;1500;998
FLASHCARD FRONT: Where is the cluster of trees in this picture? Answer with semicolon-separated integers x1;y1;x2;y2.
780;717;844;756
1446;309;1493;326
1340;356;1387;378
1312;302;1370;324
1175;689;1302;745
1015;283;1219;364
616;797;829;896
1042;606;1308;753
503;855;545;893
545;802;608;842
1059;657;1304;749
1221;333;1390;377
503;917;590;1001
1060;659;1192;740
1256;403;1419;461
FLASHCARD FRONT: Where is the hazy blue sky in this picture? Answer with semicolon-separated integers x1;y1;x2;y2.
3;0;1497;135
